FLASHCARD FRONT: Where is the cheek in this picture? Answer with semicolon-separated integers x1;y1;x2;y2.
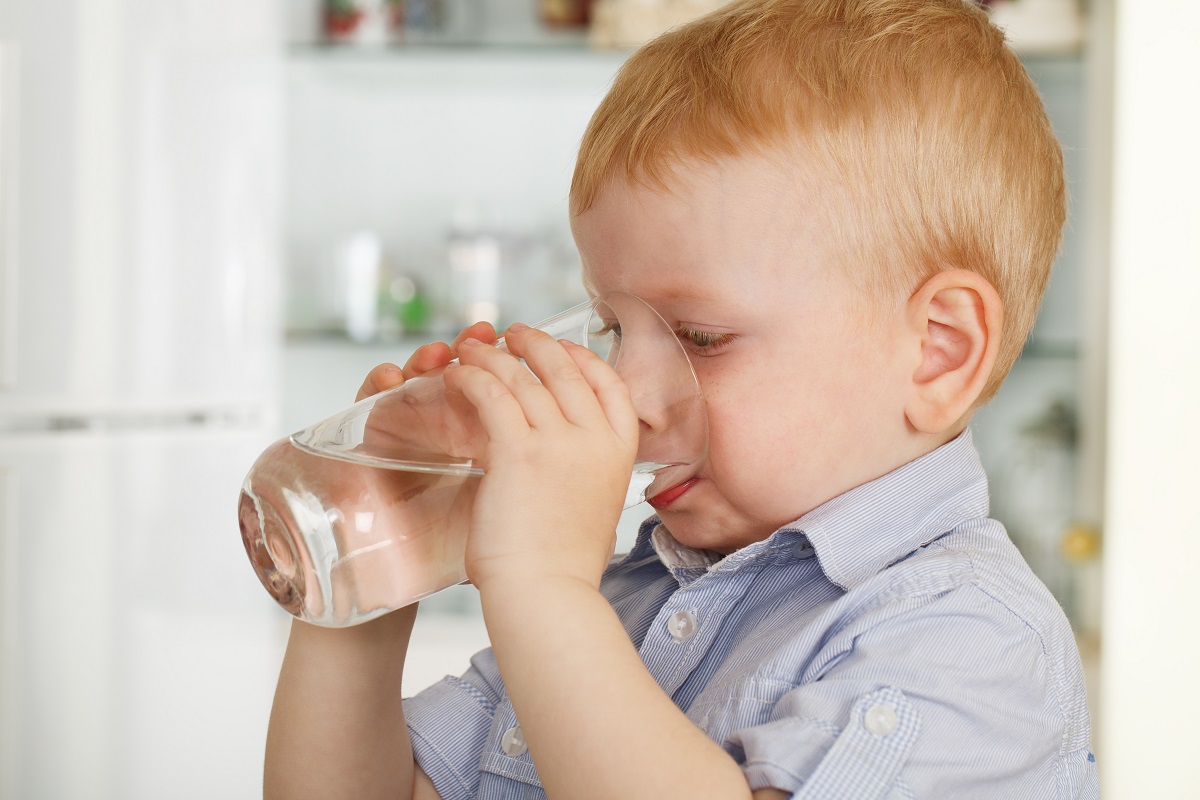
698;356;857;510
702;403;827;533
700;374;806;490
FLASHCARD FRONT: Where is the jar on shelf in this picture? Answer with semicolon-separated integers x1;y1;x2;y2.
588;0;725;48
321;0;399;45
539;0;592;28
444;203;504;330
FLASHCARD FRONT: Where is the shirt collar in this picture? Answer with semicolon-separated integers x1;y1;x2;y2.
796;428;990;590
625;429;990;591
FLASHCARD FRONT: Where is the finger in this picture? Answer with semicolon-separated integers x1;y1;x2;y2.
356;363;405;402
442;361;533;448
506;326;611;429
450;321;499;351
401;341;453;380
562;340;640;447
458;333;576;431
400;323;499;381
456;337;564;428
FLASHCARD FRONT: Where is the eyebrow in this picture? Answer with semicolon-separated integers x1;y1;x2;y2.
581;276;729;308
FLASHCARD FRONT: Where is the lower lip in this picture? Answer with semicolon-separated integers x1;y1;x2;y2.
647;477;699;510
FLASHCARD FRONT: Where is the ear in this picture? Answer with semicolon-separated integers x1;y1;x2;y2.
903;269;1003;435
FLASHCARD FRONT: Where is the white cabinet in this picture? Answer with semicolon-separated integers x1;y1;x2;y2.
0;428;285;799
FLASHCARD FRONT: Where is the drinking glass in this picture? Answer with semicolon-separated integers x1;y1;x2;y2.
238;292;707;626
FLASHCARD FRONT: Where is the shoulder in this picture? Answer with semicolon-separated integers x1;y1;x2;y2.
859;517;1074;659
719;519;1096;797
855;518;1092;747
903;517;1079;670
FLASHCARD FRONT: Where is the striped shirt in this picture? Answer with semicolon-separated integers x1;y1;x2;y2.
404;429;1099;798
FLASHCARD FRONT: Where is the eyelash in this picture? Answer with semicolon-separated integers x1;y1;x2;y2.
675;327;736;354
596;323;736;355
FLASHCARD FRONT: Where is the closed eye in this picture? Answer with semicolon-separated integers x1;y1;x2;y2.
675;327;737;354
595;320;622;340
595;321;735;355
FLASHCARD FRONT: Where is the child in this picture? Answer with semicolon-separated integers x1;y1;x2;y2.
265;1;1098;797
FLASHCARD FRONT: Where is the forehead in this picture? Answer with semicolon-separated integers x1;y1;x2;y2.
573;151;845;307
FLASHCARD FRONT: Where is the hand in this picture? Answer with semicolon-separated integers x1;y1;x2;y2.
444;324;639;592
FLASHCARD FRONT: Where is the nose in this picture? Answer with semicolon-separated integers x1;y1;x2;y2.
621;358;679;439
607;308;673;426
610;315;706;468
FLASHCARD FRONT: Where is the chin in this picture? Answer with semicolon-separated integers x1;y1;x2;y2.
656;514;754;556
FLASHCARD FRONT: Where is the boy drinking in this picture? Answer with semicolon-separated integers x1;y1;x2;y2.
266;1;1098;797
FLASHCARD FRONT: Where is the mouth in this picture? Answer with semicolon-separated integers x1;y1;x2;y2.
647;476;700;510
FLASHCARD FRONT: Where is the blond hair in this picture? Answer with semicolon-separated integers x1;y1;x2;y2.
570;0;1066;400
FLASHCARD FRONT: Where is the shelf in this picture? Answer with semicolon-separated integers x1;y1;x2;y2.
285;42;631;100
285;38;631;86
285;328;431;347
287;29;631;57
289;39;1080;62
288;11;1085;61
286;44;632;72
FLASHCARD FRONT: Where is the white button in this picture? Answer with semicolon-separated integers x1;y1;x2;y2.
500;726;528;757
791;537;815;558
698;713;710;732
667;610;698;641
864;704;898;737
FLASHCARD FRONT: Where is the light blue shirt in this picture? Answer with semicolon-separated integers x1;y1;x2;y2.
404;430;1099;798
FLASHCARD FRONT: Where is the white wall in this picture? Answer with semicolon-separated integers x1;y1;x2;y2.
1101;0;1200;795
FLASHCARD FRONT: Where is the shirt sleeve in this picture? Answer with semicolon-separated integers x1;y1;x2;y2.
728;584;1097;799
404;647;505;800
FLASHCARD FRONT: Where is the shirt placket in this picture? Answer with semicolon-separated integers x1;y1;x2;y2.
637;559;762;698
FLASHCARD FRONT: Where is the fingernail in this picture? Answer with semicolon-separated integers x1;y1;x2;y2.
507;323;529;333
382;366;403;382
461;337;482;346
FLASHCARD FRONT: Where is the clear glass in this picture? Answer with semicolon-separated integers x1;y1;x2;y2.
239;292;708;626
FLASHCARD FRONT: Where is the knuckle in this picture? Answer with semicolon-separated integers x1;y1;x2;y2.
482;375;514;402
511;369;543;391
551;362;585;383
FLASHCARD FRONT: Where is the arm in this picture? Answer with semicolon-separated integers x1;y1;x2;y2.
264;610;440;800
265;325;499;800
480;575;787;800
448;328;786;799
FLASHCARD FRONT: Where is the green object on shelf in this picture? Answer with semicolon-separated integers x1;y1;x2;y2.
400;290;430;332
386;274;431;334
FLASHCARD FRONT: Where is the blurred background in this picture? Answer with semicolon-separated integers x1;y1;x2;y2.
0;0;1196;797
